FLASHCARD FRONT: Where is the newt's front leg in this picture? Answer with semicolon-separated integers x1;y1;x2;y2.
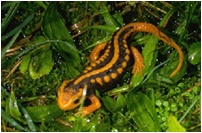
76;94;101;117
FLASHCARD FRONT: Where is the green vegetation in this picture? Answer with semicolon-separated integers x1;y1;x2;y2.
1;1;200;132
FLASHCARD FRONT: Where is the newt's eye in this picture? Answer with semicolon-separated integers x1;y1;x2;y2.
74;98;80;104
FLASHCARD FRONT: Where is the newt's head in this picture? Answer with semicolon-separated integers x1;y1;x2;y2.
57;80;84;110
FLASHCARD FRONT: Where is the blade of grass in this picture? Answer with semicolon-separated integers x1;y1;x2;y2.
12;39;80;62
141;1;167;14
2;14;34;41
1;30;21;58
178;96;200;123
1;109;29;132
1;2;21;33
106;85;130;96
87;25;117;32
35;1;48;9
159;7;177;27
18;103;36;131
141;59;170;84
100;2;119;27
81;37;111;51
1;2;17;9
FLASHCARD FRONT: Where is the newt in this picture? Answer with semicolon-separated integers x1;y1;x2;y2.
57;22;184;117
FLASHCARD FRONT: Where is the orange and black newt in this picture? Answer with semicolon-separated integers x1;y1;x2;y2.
57;22;184;117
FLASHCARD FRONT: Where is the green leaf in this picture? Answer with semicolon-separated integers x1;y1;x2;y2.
5;91;24;123
102;93;125;113
26;104;63;122
29;49;54;79
166;114;186;132
19;54;31;74
42;2;80;64
64;62;81;79
18;36;54;79
126;91;160;132
131;35;158;87
188;42;201;65
142;35;158;74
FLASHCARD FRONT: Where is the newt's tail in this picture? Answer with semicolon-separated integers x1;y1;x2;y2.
127;22;184;77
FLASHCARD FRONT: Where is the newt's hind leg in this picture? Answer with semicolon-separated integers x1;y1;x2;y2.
89;42;108;62
130;46;145;76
